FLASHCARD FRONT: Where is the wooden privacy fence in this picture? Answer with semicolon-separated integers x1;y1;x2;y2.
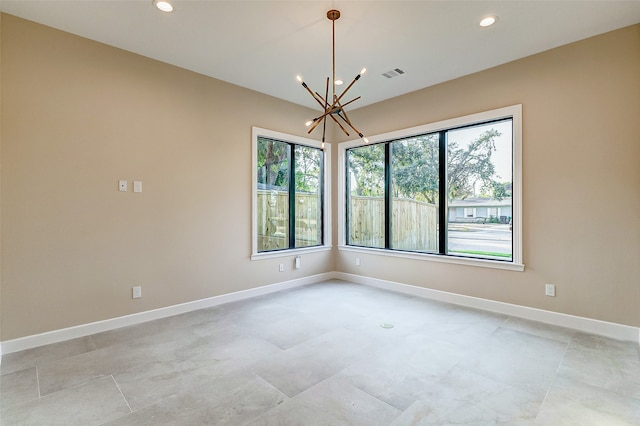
258;191;438;252
349;196;438;251
257;190;320;251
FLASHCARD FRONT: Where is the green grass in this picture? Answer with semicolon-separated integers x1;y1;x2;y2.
450;249;512;258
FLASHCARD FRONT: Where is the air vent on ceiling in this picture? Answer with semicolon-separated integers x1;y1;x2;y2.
382;68;406;79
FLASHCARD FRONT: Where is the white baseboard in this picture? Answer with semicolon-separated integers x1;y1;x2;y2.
0;273;333;355
2;271;638;357
333;272;640;345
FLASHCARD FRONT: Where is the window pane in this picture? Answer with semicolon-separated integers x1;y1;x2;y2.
390;134;439;252
446;120;513;261
257;138;290;252
295;146;322;248
347;144;385;248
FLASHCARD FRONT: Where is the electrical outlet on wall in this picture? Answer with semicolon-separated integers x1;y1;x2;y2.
132;286;142;299
279;263;284;272
545;284;556;297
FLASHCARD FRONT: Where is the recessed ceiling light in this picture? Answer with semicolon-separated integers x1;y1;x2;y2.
480;16;497;27
153;0;173;12
334;79;344;86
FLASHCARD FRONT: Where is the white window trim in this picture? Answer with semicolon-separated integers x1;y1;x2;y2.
337;105;524;271
251;127;332;260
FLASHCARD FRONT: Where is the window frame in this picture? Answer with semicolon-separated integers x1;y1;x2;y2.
338;105;524;271
252;127;331;259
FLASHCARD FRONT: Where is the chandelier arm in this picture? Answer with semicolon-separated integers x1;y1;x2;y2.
319;78;331;109
333;98;356;125
331;114;351;136
322;78;330;143
307;103;340;130
315;93;359;119
328;72;362;111
307;115;325;133
335;96;361;111
336;112;366;139
307;104;345;133
313;78;331;106
307;109;349;137
300;80;330;109
321;116;327;144
315;92;328;105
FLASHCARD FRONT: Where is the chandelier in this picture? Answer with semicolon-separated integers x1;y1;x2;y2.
296;9;369;148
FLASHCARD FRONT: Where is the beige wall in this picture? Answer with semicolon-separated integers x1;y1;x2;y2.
334;24;640;327
0;15;332;340
1;15;638;341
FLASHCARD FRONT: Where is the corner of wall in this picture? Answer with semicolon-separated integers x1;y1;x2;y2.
0;12;5;355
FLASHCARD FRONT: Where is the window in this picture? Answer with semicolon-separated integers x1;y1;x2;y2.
252;128;330;257
339;105;522;270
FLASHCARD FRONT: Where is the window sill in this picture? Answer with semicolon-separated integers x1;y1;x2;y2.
251;245;332;261
338;245;525;272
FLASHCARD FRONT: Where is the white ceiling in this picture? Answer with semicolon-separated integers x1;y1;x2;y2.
3;1;640;111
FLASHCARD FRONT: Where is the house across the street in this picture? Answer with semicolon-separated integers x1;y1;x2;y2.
448;197;512;223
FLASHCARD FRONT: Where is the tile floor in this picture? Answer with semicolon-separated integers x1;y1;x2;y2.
1;280;639;425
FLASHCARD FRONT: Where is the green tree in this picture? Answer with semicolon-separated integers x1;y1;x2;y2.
347;129;503;203
295;146;321;193
447;129;500;200
348;143;385;197
391;134;439;203
489;181;510;201
257;139;289;188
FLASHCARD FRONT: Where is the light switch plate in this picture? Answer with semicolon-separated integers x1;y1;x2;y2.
133;181;143;193
119;180;127;192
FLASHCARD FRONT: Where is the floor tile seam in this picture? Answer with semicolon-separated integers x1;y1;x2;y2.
454;363;549;402
497;323;577;344
2;374;117;416
491;327;574;359
252;371;297;400
35;342;133;371
0;361;31;377
570;334;640;355
554;370;640;402
344;378;414;413
301;374;403;416
536;339;572;418
36;365;41;399
249;372;292;404
111;374;133;414
188;318;242;337
86;334;99;353
39;372;115;398
117;383;202;417
39;343;180;384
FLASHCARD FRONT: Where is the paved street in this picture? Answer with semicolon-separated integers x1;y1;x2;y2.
448;223;512;258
